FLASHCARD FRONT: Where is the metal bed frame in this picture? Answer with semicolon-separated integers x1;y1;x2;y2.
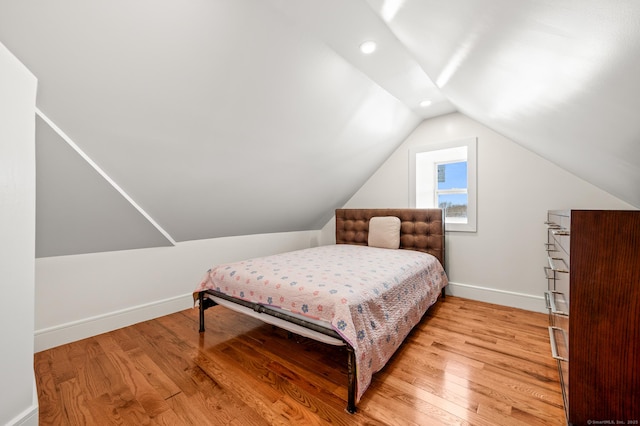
196;208;446;413
198;289;359;413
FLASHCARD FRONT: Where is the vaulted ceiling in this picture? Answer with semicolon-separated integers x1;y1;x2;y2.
1;0;639;257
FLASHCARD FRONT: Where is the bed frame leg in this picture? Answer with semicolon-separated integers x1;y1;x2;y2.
346;344;357;414
441;287;446;299
199;292;205;333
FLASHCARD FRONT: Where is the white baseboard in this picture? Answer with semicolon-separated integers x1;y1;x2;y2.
34;293;194;352
33;285;545;352
445;281;546;313
6;376;38;426
6;405;38;426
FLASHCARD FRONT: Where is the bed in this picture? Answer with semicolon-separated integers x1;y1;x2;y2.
194;208;448;413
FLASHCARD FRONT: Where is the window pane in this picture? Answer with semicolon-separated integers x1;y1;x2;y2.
409;137;476;232
438;193;468;221
437;161;467;190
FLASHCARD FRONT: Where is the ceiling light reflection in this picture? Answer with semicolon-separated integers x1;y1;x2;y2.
436;33;478;88
381;0;406;22
360;41;377;55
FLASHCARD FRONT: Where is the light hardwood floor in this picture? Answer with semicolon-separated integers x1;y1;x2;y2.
35;296;565;425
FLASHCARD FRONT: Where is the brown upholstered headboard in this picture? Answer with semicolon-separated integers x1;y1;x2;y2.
335;208;445;266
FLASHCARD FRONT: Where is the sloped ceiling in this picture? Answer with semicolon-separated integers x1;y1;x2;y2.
375;0;640;206
1;0;639;257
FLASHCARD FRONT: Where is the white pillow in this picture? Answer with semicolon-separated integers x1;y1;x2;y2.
368;216;401;249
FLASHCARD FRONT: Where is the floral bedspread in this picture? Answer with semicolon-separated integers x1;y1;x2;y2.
193;244;448;402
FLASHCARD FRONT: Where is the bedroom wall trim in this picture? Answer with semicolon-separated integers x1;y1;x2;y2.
35;108;177;247
5;403;38;426
34;293;193;352
33;282;544;352
445;281;546;313
5;378;38;426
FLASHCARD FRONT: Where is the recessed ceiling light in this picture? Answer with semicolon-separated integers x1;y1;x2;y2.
359;41;377;55
419;99;433;108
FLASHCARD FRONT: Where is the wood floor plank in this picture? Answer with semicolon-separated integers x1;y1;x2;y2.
122;346;182;401
359;380;464;426
220;337;337;401
35;296;566;425
100;342;172;419
46;344;76;385
58;378;97;426
194;348;289;425
33;352;68;426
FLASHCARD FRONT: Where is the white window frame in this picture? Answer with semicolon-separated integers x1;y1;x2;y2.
409;137;477;232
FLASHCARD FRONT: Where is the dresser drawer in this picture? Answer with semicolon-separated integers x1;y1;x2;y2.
551;231;570;258
547;210;571;255
547;248;570;318
546;289;569;319
549;319;569;412
553;267;570;315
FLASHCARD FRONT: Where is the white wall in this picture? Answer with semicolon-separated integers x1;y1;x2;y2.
35;230;318;351
321;112;634;312
0;42;38;426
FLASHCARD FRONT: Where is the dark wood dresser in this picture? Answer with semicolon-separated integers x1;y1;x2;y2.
545;210;640;425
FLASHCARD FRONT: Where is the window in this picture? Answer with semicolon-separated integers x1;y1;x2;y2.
409;137;477;232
